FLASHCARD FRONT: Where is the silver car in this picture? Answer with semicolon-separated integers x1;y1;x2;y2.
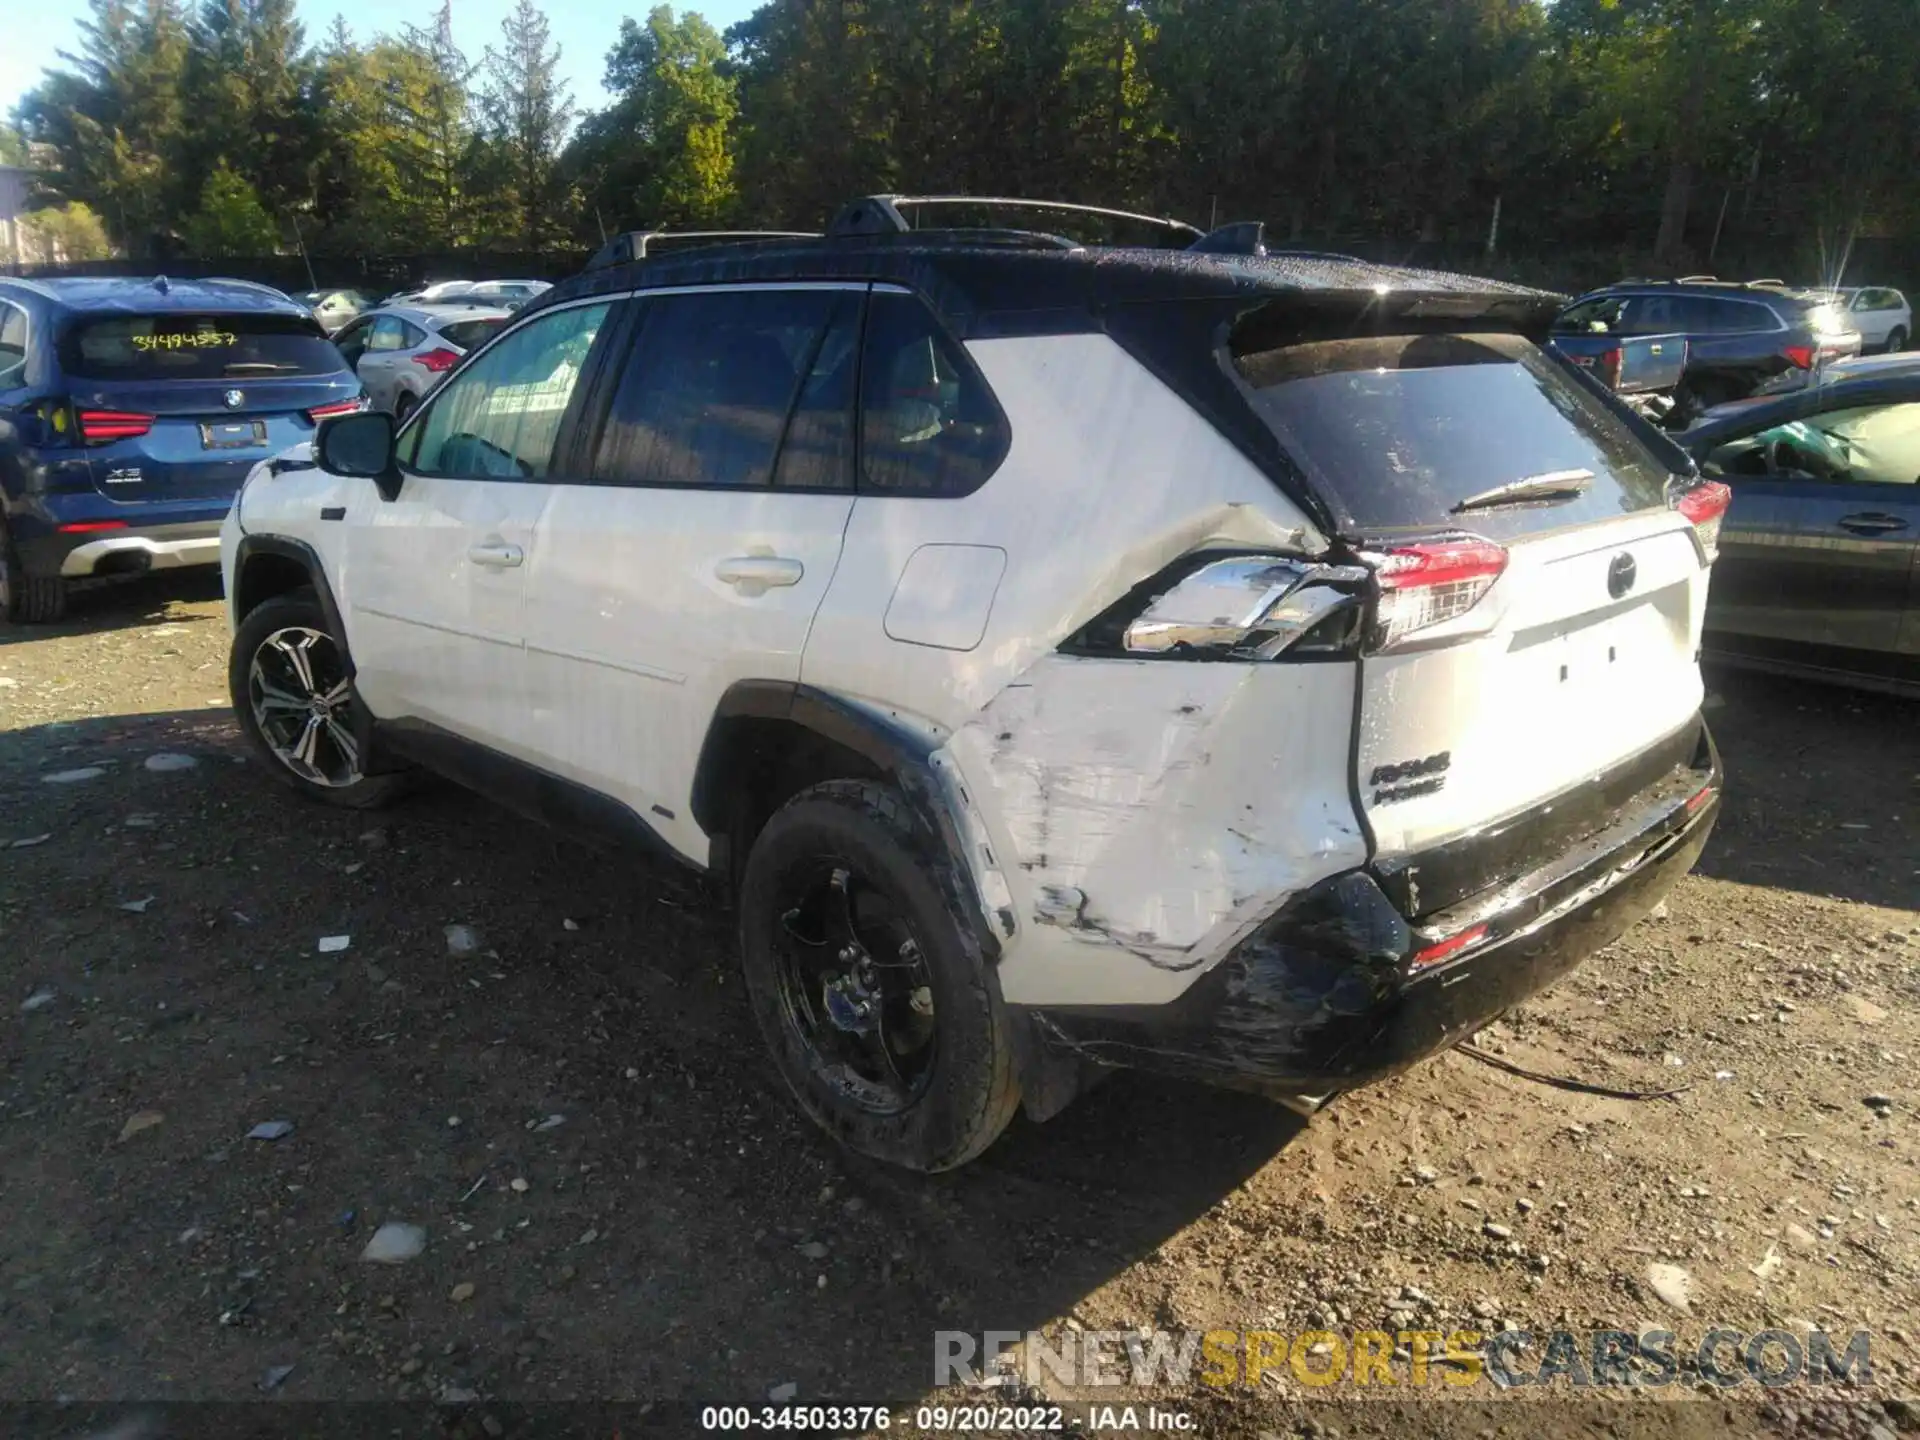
330;303;512;420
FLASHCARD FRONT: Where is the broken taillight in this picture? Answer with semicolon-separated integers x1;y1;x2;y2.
1060;553;1370;660
1410;923;1490;973
307;397;367;424
1361;540;1509;650
1672;480;1732;564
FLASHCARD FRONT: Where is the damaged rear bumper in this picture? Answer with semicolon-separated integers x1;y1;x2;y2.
1024;719;1721;1094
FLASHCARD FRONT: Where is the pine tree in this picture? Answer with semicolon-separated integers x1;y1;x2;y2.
479;0;576;251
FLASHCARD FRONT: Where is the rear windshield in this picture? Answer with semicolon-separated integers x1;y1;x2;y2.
437;317;507;351
59;312;344;380
1235;333;1674;536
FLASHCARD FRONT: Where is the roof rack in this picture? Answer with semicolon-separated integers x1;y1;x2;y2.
586;229;820;271
828;194;1205;242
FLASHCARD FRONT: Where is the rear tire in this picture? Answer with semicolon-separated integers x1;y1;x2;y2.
392;391;417;423
229;589;408;809
1887;326;1908;354
739;779;1020;1172
0;524;67;624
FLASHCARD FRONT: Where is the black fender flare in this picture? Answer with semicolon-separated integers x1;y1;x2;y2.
232;533;350;670
692;680;1005;964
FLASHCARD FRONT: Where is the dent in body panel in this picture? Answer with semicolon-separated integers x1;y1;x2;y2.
940;653;1368;1004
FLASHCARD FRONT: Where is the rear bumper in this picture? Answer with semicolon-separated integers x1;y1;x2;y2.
1027;719;1721;1094
16;518;226;579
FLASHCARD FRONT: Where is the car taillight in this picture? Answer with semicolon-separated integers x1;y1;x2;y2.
306;397;366;423
1672;480;1732;564
416;347;461;373
78;409;155;443
57;519;129;533
1361;540;1509;649
1598;346;1623;389
1781;344;1815;370
1061;553;1370;660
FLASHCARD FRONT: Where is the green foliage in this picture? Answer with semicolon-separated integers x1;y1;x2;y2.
9;0;1920;271
566;6;738;233
179;158;278;254
20;202;115;260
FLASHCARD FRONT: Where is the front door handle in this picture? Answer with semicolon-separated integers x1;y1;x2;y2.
1837;512;1909;536
714;555;804;593
467;541;524;568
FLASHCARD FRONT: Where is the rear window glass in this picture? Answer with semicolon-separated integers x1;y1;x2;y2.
60;312;344;380
437;318;506;351
1235;332;1673;535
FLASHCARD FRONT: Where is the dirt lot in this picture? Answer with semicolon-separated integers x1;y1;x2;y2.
1;574;1916;1439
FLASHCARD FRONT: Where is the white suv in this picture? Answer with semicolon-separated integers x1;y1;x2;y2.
221;199;1727;1172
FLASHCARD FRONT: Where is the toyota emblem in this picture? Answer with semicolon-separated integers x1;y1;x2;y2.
1607;551;1638;599
223;389;245;410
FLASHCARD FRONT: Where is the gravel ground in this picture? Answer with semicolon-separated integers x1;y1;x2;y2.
0;573;1915;1439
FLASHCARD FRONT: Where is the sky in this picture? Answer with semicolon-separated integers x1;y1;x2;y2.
0;0;763;122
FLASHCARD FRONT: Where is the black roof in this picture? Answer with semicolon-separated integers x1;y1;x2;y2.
539;235;1563;342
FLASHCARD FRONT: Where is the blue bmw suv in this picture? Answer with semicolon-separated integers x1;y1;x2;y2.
0;276;363;622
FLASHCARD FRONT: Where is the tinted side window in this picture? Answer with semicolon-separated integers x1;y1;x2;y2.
1713;299;1775;334
0;301;28;385
772;292;860;490
403;302;610;479
1552;296;1626;334
859;291;1009;497
592;288;848;489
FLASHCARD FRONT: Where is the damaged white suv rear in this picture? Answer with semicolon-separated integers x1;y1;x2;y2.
221;197;1726;1172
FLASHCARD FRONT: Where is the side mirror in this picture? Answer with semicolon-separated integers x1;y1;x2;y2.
316;410;403;501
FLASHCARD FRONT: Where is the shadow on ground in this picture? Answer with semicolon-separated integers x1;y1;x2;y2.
1694;665;1920;912
0;707;1299;1407
0;570;226;649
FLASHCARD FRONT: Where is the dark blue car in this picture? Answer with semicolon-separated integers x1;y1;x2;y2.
0;276;363;622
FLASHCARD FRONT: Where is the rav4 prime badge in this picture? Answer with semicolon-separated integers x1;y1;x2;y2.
1371;751;1451;806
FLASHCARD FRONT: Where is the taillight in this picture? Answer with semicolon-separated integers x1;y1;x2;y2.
1410;923;1490;973
1781;344;1815;370
1362;540;1509;649
1598;346;1623;389
307;397;366;423
1672;480;1732;564
78;409;155;443
57;519;129;533
416;347;461;373
1061;553;1369;660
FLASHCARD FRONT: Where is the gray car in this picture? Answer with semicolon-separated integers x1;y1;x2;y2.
330;303;512;420
1685;370;1920;696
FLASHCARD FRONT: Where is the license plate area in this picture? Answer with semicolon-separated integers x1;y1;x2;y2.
200;420;267;450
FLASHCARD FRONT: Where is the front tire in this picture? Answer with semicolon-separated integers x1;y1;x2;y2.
0;523;68;624
739;780;1020;1172
229;589;407;809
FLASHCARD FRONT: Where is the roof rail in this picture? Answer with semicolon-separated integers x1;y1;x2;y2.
828;194;1204;242
585;229;819;271
1744;277;1788;289
1676;274;1719;284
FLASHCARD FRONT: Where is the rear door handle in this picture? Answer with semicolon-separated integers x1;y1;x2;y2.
714;555;804;592
1837;512;1909;535
467;541;524;568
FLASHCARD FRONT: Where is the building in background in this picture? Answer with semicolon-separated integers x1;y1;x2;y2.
0;166;28;266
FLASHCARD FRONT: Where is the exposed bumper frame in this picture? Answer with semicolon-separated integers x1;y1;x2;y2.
1026;719;1722;1094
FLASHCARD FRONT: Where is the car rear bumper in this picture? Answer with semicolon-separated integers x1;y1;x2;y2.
1025;719;1721;1094
15;517;226;579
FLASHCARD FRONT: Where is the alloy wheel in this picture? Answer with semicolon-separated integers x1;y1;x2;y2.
247;625;363;787
771;861;939;1114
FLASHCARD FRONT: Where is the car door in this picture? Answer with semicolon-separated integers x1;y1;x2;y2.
355;315;419;413
342;298;615;759
523;284;862;860
1849;291;1889;348
1698;390;1920;670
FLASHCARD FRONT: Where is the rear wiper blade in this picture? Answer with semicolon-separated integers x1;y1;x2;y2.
224;362;299;373
1452;468;1595;513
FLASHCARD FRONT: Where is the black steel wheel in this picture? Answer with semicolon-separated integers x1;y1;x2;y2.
740;779;1020;1171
